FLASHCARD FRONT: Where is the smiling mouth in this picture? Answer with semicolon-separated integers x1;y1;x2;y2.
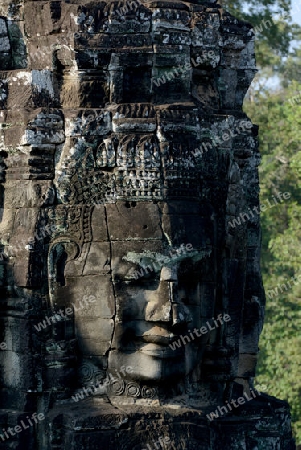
137;326;185;356
120;325;187;355
139;342;183;357
139;325;182;346
141;334;175;345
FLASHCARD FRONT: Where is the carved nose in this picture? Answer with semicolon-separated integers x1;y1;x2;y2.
145;266;191;327
144;279;172;322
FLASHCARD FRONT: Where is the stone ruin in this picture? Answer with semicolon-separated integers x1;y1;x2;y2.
0;0;296;448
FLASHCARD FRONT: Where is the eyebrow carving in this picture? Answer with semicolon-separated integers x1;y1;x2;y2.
122;248;212;274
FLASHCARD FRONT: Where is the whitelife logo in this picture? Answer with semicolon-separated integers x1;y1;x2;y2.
132;243;194;280
228;192;291;228
142;436;171;450
206;388;261;421
0;412;45;443
34;295;96;332
267;273;301;299
72;366;133;402
169;314;231;350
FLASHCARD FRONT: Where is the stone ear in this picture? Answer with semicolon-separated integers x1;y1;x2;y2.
48;240;80;303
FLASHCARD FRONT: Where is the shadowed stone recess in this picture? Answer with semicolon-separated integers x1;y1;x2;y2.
0;0;296;449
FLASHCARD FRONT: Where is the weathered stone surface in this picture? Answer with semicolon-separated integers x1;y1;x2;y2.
0;0;296;449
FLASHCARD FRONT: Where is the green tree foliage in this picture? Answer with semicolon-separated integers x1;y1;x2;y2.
221;0;301;443
280;47;301;86
245;82;301;443
218;0;301;444
222;0;300;70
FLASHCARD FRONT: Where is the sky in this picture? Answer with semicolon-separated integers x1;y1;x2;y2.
289;0;301;52
265;0;301;89
292;0;301;25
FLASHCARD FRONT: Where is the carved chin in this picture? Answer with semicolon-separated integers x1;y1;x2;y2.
108;346;199;382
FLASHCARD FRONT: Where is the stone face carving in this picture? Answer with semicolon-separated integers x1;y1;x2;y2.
0;0;296;449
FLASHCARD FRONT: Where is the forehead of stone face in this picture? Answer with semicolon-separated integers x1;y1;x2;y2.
92;200;213;246
105;201;163;241
159;201;214;248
